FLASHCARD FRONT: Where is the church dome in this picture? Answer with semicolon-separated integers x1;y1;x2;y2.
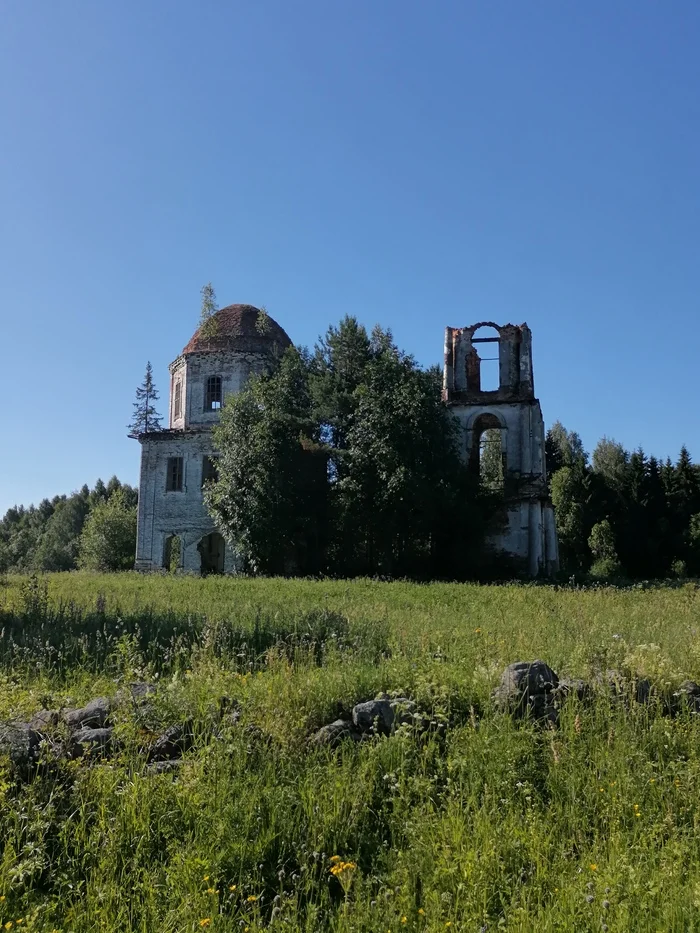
182;304;293;356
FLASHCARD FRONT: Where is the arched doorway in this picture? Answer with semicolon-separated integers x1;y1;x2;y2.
163;534;182;572
199;532;225;575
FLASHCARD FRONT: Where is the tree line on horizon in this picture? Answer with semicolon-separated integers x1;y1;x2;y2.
1;315;699;580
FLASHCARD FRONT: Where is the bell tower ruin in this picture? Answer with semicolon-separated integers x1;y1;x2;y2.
443;322;559;576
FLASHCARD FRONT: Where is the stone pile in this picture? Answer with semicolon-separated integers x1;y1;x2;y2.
0;682;197;779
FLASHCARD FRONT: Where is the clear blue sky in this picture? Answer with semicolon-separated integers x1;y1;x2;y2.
1;1;699;515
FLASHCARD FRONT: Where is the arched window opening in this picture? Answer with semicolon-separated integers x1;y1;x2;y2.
471;326;500;392
479;428;506;491
163;534;182;572
199;532;225;575
470;413;506;491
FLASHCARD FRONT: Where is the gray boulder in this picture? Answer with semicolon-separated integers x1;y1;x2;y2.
70;727;115;758
147;723;193;762
64;697;111;730
0;723;42;774
553;679;591;705
28;709;59;732
309;719;361;748
493;660;559;719
352;699;395;734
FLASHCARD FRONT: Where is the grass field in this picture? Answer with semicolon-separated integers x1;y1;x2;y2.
1;573;700;932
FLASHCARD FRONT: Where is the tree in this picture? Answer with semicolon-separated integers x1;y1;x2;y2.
128;362;163;436
199;282;219;339
545;421;587;478
588;518;622;579
206;347;326;575
77;488;137;571
550;466;590;572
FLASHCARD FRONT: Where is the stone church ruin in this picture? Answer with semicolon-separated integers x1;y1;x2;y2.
134;307;558;576
443;322;559;576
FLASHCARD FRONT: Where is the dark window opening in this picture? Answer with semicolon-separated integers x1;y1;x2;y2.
471;326;501;392
201;455;220;488
166;456;183;492
198;532;225;575
205;375;222;411
174;382;182;419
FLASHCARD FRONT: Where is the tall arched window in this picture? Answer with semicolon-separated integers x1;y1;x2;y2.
470;325;500;392
470;413;506;491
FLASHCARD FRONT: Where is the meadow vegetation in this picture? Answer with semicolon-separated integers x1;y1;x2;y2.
1;573;700;931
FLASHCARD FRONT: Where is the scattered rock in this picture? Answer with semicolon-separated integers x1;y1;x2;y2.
0;723;42;774
146;759;182;775
309;719;361;748
670;680;700;714
70;727;115;758
553;679;591;705
492;660;559;719
352;699;395;734
28;709;60;732
64;697;111;730
147;723;193;762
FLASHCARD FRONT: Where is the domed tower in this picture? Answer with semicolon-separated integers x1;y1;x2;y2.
134;305;292;574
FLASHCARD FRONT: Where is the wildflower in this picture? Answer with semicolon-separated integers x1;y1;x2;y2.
474;628;482;634
229;885;237;892
418;908;425;915
649;778;656;783
246;895;258;903
330;855;342;864
203;875;210;882
199;922;211;929
401;918;408;925
4;924;12;931
590;864;598;871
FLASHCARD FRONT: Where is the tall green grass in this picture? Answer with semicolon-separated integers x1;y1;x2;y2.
0;573;699;931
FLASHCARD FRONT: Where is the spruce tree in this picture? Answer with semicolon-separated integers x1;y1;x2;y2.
199;282;219;339
128;362;163;437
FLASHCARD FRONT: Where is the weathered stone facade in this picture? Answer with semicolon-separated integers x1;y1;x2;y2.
134;305;292;573
443;322;559;576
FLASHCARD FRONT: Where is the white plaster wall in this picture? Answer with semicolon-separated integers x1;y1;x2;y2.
135;431;236;572
180;351;269;429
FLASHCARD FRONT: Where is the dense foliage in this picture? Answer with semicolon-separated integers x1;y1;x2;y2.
546;423;700;579
0;478;137;573
1;574;700;931
206;318;489;578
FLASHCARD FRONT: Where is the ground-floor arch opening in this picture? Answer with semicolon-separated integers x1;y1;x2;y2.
198;531;225;575
163;534;182;572
469;413;507;492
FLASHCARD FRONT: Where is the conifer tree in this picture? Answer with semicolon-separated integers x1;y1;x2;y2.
128;362;163;436
199;282;219;339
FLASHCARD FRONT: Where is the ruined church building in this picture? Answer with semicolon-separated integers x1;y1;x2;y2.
134;307;559;576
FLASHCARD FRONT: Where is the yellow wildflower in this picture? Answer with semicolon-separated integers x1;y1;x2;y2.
401;918;407;925
199;921;211;929
203;875;210;882
206;888;218;895
229;885;237;892
4;924;12;931
330;855;342;864
590;864;598;871
418;908;425;915
246;895;258;903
